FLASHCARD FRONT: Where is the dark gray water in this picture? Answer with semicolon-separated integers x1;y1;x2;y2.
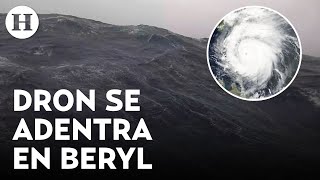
0;14;319;176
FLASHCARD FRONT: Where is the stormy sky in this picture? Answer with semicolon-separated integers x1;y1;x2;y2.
0;0;319;56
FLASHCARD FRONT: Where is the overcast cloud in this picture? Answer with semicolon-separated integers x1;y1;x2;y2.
1;0;319;56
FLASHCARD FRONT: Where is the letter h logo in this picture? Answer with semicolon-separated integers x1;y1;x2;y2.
6;6;39;39
12;14;33;31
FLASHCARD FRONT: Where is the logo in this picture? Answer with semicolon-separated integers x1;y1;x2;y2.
6;6;39;39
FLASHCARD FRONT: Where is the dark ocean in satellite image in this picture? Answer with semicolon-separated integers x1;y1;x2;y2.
0;14;319;176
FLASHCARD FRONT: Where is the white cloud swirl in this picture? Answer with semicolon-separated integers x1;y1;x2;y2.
208;7;301;100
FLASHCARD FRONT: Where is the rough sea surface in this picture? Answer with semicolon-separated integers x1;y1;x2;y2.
0;14;319;177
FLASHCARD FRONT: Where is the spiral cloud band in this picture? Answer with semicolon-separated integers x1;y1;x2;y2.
208;7;301;100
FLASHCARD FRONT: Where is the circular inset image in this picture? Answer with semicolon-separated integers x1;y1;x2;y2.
207;6;302;101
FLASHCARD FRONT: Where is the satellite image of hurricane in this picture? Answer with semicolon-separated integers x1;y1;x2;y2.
208;6;301;100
